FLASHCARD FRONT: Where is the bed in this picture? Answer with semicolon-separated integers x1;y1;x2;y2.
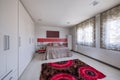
45;43;72;60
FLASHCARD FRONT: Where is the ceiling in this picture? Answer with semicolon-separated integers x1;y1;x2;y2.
21;0;120;27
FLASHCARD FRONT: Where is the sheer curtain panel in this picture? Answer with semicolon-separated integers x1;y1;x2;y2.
101;5;120;51
77;17;95;47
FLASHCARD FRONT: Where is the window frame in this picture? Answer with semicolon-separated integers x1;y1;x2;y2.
76;17;96;47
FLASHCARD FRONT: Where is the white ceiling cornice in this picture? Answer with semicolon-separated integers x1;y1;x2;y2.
21;0;120;27
19;0;35;22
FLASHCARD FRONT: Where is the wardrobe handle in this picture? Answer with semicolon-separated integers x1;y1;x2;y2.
19;36;21;47
4;35;10;50
29;38;31;44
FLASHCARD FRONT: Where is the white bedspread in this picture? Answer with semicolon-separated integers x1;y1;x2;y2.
45;46;72;59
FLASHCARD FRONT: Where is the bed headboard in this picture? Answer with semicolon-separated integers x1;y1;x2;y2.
37;38;67;49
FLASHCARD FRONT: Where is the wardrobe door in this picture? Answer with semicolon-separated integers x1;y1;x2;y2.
18;2;35;77
0;0;7;78
0;0;18;79
5;0;18;73
0;51;7;78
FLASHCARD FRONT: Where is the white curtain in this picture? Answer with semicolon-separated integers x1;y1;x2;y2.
101;5;120;51
77;18;95;47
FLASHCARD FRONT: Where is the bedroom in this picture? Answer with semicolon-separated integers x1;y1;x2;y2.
0;0;120;80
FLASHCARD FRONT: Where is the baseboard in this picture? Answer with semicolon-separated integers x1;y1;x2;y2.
72;50;120;70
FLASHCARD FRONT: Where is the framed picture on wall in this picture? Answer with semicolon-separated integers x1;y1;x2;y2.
46;31;59;38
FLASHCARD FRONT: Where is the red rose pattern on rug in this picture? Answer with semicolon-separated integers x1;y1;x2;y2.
50;73;76;80
49;60;73;68
40;59;106;80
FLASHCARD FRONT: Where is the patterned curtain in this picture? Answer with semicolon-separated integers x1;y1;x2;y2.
77;17;95;47
101;5;120;51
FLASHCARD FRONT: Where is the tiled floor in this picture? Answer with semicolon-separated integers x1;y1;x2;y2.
19;52;120;80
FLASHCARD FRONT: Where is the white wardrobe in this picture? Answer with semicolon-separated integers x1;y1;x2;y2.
0;0;35;80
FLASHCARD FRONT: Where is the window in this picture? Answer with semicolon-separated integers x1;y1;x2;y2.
101;5;120;51
77;17;95;47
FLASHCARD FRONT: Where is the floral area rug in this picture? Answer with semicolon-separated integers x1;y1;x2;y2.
40;59;106;80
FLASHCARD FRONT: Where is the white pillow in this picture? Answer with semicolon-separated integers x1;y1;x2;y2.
53;43;59;46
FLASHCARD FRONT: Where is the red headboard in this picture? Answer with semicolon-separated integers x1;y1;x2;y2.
37;38;67;43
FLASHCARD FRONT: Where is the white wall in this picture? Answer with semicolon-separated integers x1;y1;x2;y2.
35;24;70;39
19;1;35;77
35;25;70;50
71;14;120;68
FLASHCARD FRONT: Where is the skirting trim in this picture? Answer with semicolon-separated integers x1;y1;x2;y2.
72;50;120;70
